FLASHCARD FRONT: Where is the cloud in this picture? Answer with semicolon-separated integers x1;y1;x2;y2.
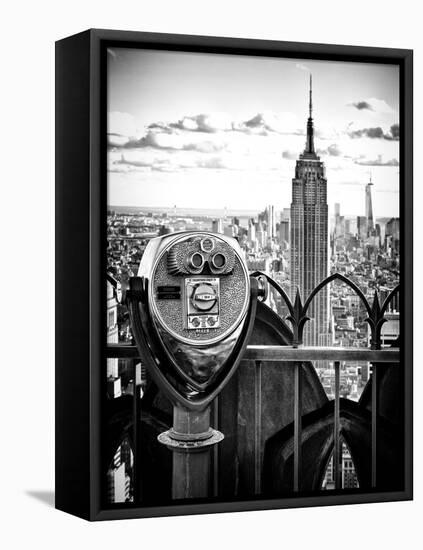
348;124;399;141
109;152;188;174
349;126;385;139
122;130;228;153
146;113;234;134
354;155;399;167
108;111;306;157
318;143;343;157
168;113;234;133
351;101;373;111
242;112;303;136
110;109;391;176
147;111;304;137
282;150;297;160
108;153;153;173
108;140;291;174
146;122;174;133
113;154;152;168
245;113;271;131
389;123;400;140
198;156;229;170
327;143;342;156
348;98;395;114
108;133;132;147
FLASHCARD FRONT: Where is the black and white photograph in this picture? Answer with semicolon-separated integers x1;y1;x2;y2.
105;45;403;507
2;0;421;544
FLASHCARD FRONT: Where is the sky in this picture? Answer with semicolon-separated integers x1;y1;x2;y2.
107;47;400;217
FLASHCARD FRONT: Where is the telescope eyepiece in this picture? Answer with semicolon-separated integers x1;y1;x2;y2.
189;252;205;270
211;252;226;270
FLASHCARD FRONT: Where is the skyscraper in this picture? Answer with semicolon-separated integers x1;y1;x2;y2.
281;208;291;223
334;202;344;237
365;176;374;234
212;219;223;233
290;76;330;347
248;218;256;243
267;204;276;239
357;216;368;239
256;220;266;249
107;273;120;397
279;219;289;243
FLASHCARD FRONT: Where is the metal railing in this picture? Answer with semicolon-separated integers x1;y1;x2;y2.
106;343;399;495
105;272;400;499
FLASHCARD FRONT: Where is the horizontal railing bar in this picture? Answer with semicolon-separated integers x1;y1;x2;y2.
334;361;341;490
245;346;399;362
107;343;139;358
106;343;400;363
371;364;378;488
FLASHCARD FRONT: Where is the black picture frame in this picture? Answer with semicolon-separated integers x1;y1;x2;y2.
55;28;413;521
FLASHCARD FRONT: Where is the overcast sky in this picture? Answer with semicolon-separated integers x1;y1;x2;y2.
107;47;399;217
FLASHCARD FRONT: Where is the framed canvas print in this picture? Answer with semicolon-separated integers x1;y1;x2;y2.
55;29;413;521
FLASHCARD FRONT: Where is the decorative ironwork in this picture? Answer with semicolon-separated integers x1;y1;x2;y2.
251;271;399;350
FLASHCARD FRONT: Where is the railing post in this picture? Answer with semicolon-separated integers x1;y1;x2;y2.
371;363;378;488
132;359;142;503
212;396;219;498
333;361;341;490
158;405;223;499
254;361;262;494
294;361;302;492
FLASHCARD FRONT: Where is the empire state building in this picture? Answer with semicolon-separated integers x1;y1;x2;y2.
290;76;330;347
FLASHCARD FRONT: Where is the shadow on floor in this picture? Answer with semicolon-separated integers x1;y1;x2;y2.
26;490;55;508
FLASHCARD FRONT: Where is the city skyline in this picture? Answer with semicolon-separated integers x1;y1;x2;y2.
107;48;399;217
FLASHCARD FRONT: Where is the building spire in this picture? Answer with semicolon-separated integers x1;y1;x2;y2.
304;74;315;155
309;74;313;118
365;175;374;233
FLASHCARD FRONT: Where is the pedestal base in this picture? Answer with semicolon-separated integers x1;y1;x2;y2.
157;405;223;499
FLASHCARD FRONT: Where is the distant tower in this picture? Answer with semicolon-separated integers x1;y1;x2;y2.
212;219;223;234
357;216;368;239
290;75;330;347
365;174;374;234
248;218;256;243
256;220;265;249
106;274;119;380
334;202;342;237
106;273;122;399
267;204;276;239
279;220;289;243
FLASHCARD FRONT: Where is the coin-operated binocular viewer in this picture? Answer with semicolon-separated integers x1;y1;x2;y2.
126;231;267;499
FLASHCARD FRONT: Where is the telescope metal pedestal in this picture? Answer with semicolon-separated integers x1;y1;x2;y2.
158;405;223;499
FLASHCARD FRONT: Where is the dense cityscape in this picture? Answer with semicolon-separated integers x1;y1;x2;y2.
107;193;399;389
